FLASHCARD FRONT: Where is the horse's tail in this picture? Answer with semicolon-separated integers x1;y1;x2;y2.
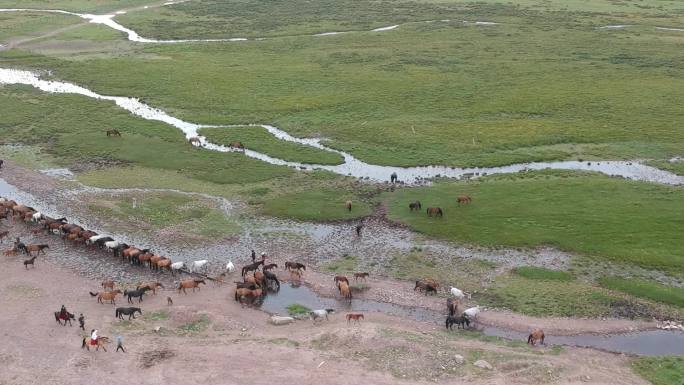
89;292;98;297
527;334;533;344
81;337;86;348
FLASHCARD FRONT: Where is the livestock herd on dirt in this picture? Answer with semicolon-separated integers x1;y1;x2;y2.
1;193;547;353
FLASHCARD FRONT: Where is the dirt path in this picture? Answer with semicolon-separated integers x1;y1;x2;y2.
0;252;650;385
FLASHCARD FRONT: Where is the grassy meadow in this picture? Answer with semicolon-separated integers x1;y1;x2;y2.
632;356;684;385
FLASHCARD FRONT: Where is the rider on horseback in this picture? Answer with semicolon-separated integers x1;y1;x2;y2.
90;329;98;346
59;305;68;320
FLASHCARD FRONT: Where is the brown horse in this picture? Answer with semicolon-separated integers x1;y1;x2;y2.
345;200;352;212
106;129;121;137
90;289;123;304
414;280;437;295
137;282;164;295
234;287;263;302
334;276;349;286
427;207;443;217
229;141;245;151
284;261;306;272
178;279;206;294
24;244;49;256
23;256;37;269
155;258;172;272
527;329;545;346
346;313;364;324
188;136;202;146
457;195;472;204
338;281;352;303
254;271;266;288
354;272;369;281
82;336;111;351
409;201;422;211
101;280;116;291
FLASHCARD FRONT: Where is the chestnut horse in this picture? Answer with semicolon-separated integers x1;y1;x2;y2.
137;282;164;294
178;279;206;294
338;281;352;303
229;141;245;151
426;207;443;217
354;272;369;281
90;289;123;304
457;195;472;204
24;244;49;256
234;287;263;302
101;280;116;291
82;336;110;351
528;329;545;346
346;313;364;324
334;276;349;286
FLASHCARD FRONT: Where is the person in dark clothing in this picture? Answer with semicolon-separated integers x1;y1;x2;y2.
251;249;256;263
78;314;85;330
355;223;363;237
116;336;125;352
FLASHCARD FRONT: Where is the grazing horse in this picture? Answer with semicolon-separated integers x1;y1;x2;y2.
346;313;364;324
338;281;352;303
263;263;278;271
82;336;110;351
446;315;470;330
124;288;147;303
446;298;459;317
310;309;335;322
426;207;443;217
409;201;422;211
23;256;37;269
241;260;264;277
229;141;244;151
24;244;49;256
457;195;472;204
334;276;349;286
263;269;280;291
234;287;263;302
106;129;121;137
137;282;163;295
90;289;123;304
345;200;352;212
116;307;142;320
463;306;481;322
284;261;306;272
414;280;437;295
178;279;205;294
354;272;369;281
528;329;545;346
54;311;75;326
188;136;202;146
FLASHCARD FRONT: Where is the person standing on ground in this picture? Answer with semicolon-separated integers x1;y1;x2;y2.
116;336;125;352
356;223;363;237
251;249;256;263
78;313;85;330
261;252;267;265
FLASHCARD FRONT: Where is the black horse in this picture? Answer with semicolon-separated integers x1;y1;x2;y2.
284;261;306;272
111;243;129;258
93;236;114;248
124;288;148;303
115;307;142;320
263;269;281;291
263;263;278;271
390;172;398;183
409;201;422;211
54;311;75;326
446;315;470;330
241;260;264;277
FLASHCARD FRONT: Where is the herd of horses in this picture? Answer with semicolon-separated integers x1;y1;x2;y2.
405;194;472;218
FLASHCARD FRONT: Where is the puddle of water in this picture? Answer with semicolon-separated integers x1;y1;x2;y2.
263;283;684;356
656;27;684;32
372;25;399;32
39;168;75;180
1;68;683;186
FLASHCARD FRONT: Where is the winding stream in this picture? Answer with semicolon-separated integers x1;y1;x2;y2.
1;68;683;185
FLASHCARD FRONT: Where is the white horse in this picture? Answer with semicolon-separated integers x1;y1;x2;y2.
189;260;208;274
463;306;480;320
226;261;235;273
450;287;471;300
310;309;335;322
31;212;43;222
104;240;121;250
87;234;106;244
171;261;186;274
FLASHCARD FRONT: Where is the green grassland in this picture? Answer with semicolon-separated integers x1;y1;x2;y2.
600;276;684;308
632;356;684;385
2;3;683;168
0;12;79;41
0;0;156;12
384;171;684;275
199;126;344;165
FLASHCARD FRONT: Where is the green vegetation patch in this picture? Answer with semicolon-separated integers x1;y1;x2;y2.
176;314;210;334
632;356;684;385
646;160;684;177
261;188;371;221
513;267;573;281
390;251;495;292
0;12;78;41
599;276;684;308
286;303;311;316
385;172;684;275
200;126;343;165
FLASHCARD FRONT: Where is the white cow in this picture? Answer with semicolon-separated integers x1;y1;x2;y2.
226;261;235;273
190;260;208;274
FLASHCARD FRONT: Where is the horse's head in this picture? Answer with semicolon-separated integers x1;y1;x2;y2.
325;309;335;314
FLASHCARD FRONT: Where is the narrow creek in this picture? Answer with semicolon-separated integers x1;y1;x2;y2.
262;283;684;356
1;68;683;185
